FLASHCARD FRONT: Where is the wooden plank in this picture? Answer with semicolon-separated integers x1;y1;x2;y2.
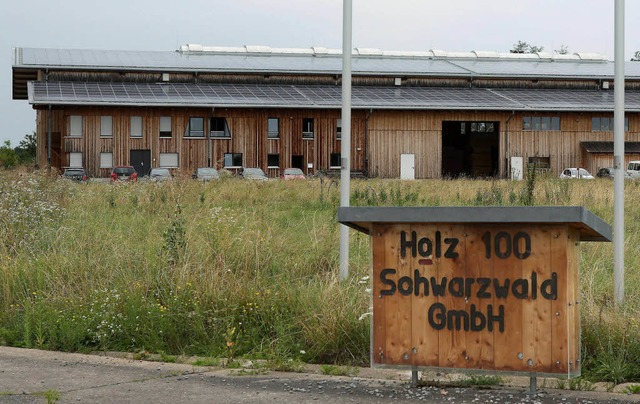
409;224;440;367
464;225;494;369
371;224;388;366
567;228;581;376
492;225;523;372
550;226;570;375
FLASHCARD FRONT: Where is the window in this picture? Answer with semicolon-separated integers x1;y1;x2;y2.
69;152;83;167
267;154;280;168
302;118;314;139
224;153;243;167
470;122;495;133
160;116;172;138
330;153;341;168
100;116;112;137
336;119;342;140
528;156;550;169
268;118;279;139
523;116;560;131
159;153;179;168
186;117;205;137
210;117;230;138
69;116;83;137
592;117;629;131
100;152;113;168
130;116;143;138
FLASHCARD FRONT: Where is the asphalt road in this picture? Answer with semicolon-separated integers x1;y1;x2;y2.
0;346;637;403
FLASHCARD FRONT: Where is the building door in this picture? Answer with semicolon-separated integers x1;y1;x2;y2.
400;153;415;180
442;121;499;178
130;149;151;177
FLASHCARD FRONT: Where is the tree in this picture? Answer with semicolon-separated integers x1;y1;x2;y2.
555;45;569;55
0;140;17;168
632;51;640;61
510;41;544;54
15;131;36;165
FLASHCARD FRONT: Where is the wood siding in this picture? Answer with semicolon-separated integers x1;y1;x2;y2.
36;107;366;178
37;106;640;179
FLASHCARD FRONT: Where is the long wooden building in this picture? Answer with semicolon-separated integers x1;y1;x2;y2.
11;45;640;179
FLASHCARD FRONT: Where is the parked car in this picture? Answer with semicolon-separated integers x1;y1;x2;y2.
62;168;89;182
280;167;306;180
110;166;138;182
597;167;633;180
192;167;220;181
240;167;268;181
627;161;640;179
560;168;594;179
149;168;173;182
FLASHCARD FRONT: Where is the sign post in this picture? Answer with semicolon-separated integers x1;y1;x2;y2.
338;207;611;379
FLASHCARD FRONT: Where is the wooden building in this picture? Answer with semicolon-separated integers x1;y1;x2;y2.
11;45;640;178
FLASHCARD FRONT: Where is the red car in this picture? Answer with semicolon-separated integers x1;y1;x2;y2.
280;168;306;180
110;166;138;182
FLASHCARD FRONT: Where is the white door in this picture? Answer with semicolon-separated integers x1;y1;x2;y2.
400;154;415;180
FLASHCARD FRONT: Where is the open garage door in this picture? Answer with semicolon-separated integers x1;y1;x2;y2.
442;121;499;178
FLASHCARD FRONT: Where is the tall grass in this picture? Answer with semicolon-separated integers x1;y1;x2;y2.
1;170;639;382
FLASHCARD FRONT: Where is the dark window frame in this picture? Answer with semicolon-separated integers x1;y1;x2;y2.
523;116;560;131
159;116;172;138
210;117;231;138
267;153;280;168
302;118;314;140
268;118;279;139
186;117;205;138
223;153;243;167
330;152;341;168
592;116;629;132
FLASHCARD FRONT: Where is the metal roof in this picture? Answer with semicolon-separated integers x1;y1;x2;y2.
14;46;640;80
28;81;640;112
581;141;640;153
337;206;611;242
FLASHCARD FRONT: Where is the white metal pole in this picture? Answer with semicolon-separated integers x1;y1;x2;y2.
339;0;352;281
614;0;625;306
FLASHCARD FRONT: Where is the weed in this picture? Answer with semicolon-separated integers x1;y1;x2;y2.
159;350;177;363
568;377;594;391
320;365;359;377
35;389;61;404
465;374;502;386
192;357;220;367
625;384;640;394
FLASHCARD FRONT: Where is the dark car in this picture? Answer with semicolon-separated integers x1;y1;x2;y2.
62;168;89;182
192;167;220;181
597;167;632;180
110;166;138;182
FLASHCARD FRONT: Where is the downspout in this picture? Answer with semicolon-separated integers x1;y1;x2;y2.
46;69;52;170
505;111;515;178
365;108;373;176
208;108;213;167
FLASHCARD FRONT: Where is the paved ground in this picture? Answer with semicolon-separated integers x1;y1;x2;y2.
0;346;637;403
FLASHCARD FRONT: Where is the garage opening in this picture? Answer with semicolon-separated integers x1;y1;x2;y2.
442;121;499;178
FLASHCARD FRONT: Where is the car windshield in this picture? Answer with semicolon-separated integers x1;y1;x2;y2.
64;169;84;175
284;168;303;175
197;168;218;177
152;169;171;176
244;168;266;177
114;167;134;175
578;169;590;176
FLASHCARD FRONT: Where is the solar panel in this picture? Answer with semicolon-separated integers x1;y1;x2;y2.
28;81;640;111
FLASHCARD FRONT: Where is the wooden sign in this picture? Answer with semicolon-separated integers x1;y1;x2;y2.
338;207;611;377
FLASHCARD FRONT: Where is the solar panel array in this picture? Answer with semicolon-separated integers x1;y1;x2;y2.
29;81;640;111
18;47;640;79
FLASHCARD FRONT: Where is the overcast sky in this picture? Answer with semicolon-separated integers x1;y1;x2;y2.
2;0;639;146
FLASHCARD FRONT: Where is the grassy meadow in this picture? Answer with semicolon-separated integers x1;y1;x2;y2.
0;169;639;384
